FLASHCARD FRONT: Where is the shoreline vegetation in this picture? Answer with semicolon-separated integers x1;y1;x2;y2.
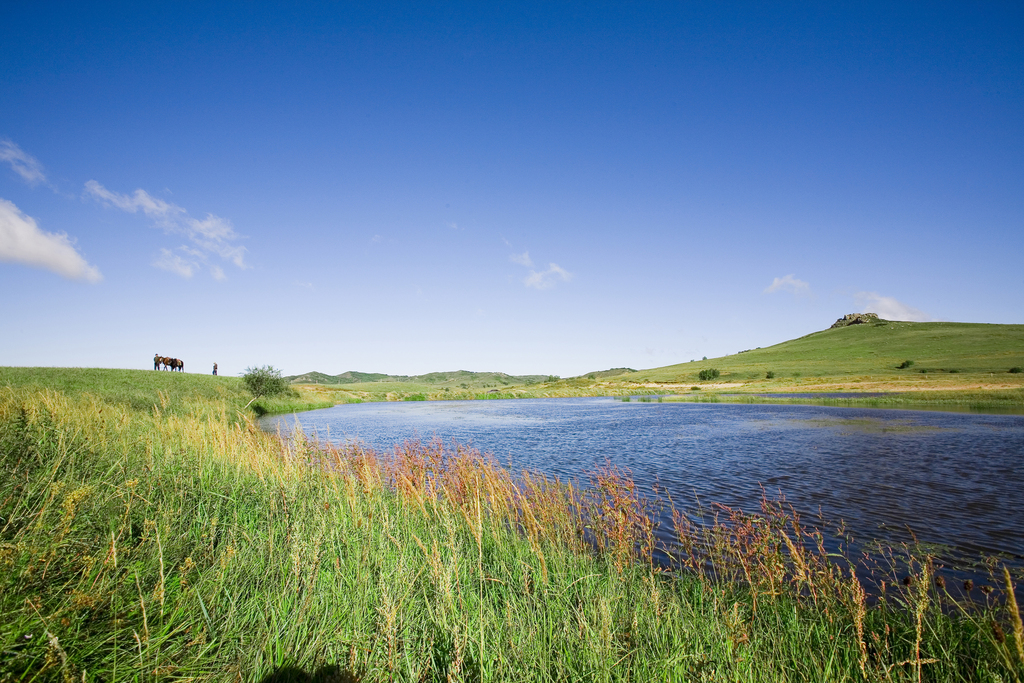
1;368;1023;680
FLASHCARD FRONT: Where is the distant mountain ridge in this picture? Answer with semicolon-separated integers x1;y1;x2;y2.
285;369;554;387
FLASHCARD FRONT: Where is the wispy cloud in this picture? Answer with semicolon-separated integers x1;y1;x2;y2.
0;140;47;186
855;292;937;322
509;246;572;289
764;274;810;295
154;248;195;278
85;180;246;278
0;198;102;283
509;251;533;267
524;263;572;289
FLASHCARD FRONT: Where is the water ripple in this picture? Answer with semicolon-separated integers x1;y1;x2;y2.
262;398;1024;576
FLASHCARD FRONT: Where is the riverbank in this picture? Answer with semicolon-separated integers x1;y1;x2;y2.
290;376;1024;415
1;370;1021;680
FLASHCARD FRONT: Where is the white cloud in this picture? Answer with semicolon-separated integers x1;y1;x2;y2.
85;180;247;272
764;274;810;295
855;292;937;322
154;248;195;278
509;251;533;267
509;247;572;289
0;140;47;186
152;246;231;281
524;263;572;289
0;198;102;282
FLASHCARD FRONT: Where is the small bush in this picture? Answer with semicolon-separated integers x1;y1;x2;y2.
897;360;914;369
242;365;287;401
690;386;700;391
698;368;720;381
1010;367;1023;374
765;371;775;379
405;394;427;401
948;369;960;374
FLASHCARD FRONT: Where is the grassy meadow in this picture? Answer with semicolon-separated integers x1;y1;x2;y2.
1;367;1023;681
0;367;336;418
622;321;1024;388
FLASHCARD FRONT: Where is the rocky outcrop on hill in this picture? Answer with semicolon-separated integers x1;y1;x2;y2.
831;312;881;329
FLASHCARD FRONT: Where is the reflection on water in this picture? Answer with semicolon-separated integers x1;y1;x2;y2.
261;398;1024;578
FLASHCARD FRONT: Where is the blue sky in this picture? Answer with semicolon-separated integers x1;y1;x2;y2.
2;2;1022;377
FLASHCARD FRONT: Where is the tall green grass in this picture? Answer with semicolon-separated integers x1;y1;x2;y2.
0;367;334;418
0;379;1021;680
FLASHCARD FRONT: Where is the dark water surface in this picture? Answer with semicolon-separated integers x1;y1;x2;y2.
261;398;1024;579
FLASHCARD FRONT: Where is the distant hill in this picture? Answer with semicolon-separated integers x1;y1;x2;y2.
578;367;637;379
286;369;551;387
627;320;1024;384
287;371;398;384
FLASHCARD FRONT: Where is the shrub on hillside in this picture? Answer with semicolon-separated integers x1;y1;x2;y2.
765;371;775;379
897;360;914;369
698;368;720;381
242;365;287;402
1010;367;1023;374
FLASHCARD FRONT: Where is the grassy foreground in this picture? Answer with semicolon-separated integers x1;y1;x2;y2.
1;370;1023;681
0;367;336;418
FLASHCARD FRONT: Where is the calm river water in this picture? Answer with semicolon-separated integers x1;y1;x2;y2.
261;398;1024;580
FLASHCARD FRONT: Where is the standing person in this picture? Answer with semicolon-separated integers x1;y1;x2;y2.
212;363;218;376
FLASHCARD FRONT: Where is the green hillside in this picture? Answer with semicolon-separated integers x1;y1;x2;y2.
628;320;1024;385
288;370;396;384
0;367;332;417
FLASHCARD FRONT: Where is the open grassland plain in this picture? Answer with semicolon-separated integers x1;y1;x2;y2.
291;322;1024;412
280;368;644;405
1;370;1023;680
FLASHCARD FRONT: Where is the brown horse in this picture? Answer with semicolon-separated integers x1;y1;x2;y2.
155;355;183;371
